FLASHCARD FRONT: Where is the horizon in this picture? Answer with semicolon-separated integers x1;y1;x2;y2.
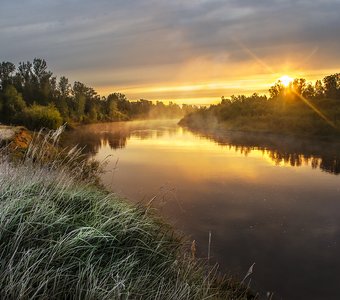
1;1;340;105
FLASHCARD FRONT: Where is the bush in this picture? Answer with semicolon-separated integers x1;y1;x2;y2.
21;104;63;130
0;85;26;123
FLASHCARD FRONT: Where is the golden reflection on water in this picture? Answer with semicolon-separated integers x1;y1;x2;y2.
73;120;337;201
63;119;340;179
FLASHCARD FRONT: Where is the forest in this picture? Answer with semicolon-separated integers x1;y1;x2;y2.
180;73;340;137
0;59;196;129
2;58;339;137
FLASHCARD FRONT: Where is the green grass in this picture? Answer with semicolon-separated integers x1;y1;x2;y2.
0;128;252;299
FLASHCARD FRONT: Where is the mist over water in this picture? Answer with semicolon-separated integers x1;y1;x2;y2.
64;119;340;299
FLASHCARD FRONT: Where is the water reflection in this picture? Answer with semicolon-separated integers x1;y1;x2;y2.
62;121;179;155
193;130;340;175
64;121;340;175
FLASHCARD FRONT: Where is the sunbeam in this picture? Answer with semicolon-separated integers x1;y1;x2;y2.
292;90;337;128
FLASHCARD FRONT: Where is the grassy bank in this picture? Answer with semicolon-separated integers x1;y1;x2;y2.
0;129;252;299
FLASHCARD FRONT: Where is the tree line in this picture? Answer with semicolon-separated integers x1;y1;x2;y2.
0;59;196;129
180;73;340;137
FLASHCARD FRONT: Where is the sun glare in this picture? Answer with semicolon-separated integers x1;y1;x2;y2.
279;75;293;87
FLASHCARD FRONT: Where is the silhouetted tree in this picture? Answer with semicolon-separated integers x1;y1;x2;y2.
291;78;306;96
0;62;15;89
323;73;340;99
314;80;324;98
269;81;285;99
302;83;315;99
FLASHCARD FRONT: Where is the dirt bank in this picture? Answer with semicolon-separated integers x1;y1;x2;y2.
0;125;32;152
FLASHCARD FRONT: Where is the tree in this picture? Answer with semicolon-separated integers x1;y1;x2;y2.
72;81;101;121
323;73;340;99
302;83;315;99
32;58;54;105
75;94;86;121
33;58;48;80
0;62;15;89
12;59;55;105
105;95;118;119
314;80;324;98
58;76;71;98
55;76;71;118
269;81;285;99
107;93;130;115
15;61;34;104
0;85;26;123
291;78;306;96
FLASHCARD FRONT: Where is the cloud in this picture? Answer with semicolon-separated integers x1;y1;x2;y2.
0;0;339;100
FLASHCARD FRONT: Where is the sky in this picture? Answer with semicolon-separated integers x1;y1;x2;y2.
1;0;340;104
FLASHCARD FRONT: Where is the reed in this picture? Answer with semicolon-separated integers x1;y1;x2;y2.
0;128;252;299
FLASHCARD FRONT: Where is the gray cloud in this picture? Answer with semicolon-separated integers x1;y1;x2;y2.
0;0;339;94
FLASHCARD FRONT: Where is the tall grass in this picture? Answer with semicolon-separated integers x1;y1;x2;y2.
0;128;251;299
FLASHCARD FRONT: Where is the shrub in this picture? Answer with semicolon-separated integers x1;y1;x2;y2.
21;104;63;130
0;85;26;123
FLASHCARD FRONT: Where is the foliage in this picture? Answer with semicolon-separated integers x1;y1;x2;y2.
21;104;63;130
180;74;340;137
0;59;192;129
0;62;15;88
0;85;26;123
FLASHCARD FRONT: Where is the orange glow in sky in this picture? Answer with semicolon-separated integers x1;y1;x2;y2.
97;66;337;105
2;2;339;106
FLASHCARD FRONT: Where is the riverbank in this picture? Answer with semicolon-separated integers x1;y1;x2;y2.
0;125;32;147
179;93;340;139
0;128;254;299
179;112;340;140
0;125;33;159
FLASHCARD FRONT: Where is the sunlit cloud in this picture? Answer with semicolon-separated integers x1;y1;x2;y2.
1;0;340;104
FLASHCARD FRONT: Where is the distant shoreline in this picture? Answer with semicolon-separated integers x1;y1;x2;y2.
179;118;340;141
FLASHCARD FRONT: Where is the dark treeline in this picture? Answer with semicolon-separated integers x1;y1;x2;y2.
180;73;340;137
0;59;196;129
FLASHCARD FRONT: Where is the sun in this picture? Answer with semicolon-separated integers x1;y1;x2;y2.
279;75;293;87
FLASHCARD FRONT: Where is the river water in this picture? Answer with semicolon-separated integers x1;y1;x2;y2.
64;119;340;299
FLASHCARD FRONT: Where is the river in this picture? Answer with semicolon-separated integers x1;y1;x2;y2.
63;119;340;299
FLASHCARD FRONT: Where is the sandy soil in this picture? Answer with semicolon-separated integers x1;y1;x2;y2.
0;126;17;141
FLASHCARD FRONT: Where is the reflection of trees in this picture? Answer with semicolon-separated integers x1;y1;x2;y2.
320;157;340;175
63;121;340;175
62;120;179;156
132;130;156;140
188;128;340;175
62;129;128;155
268;152;321;168
103;132;127;150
